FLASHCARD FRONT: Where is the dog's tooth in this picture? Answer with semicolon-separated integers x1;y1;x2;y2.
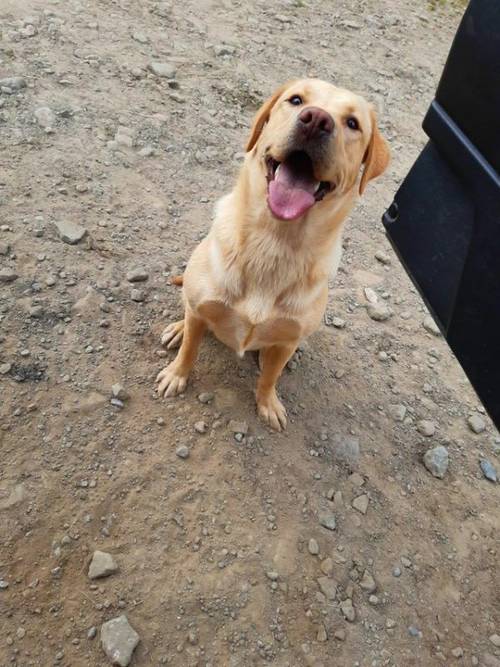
314;181;321;193
275;164;281;176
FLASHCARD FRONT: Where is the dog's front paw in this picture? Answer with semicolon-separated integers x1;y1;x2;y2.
156;362;188;397
257;391;287;431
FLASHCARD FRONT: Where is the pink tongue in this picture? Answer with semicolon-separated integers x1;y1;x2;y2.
268;160;318;221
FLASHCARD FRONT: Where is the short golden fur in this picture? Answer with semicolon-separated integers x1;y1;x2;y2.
156;79;390;430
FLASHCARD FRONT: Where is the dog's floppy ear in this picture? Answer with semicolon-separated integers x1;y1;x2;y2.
359;109;390;195
245;83;291;152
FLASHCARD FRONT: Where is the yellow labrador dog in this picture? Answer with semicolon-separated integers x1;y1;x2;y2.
157;79;390;430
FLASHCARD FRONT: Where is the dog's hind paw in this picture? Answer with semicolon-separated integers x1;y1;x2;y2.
160;320;184;349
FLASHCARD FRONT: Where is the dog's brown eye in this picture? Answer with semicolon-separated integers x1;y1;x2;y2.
289;95;303;106
347;117;359;130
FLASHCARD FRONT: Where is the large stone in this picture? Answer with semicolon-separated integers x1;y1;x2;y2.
55;220;87;245
101;615;139;667
88;551;118;579
0;77;27;91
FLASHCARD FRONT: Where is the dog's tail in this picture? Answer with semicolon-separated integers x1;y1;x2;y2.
171;275;184;287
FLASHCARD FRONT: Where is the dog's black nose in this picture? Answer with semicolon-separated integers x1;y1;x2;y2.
297;106;334;139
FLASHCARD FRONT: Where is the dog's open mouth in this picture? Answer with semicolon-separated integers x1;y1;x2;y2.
266;151;333;221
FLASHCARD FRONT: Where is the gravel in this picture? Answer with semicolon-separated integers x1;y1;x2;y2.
176;445;189;459
319;513;336;531
480;459;497;483
148;62;176;78
417;419;436;437
308;538;319;555
352;494;369;514
100;615;140;667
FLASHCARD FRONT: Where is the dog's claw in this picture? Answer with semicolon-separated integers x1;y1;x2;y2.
161;320;184;349
257;391;287;431
156;363;188;397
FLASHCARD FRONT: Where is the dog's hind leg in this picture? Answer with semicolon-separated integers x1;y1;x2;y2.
156;308;206;397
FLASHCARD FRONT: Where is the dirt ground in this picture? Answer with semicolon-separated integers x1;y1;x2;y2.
1;1;499;666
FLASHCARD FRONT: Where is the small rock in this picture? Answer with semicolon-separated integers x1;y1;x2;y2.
316;625;327;642
176;445;189;459
423;446;449;479
480;459;497;482
340;598;356;622
0;77;26;91
111;384;129;401
359;570;377;593
88;626;97;640
194;421;207;434
489;635;500;648
352;494;369;515
0;269;18;283
0;242;10;255
229;420;248;435
367;303;392;322
34;106;55;128
389;403;407;422
88;551;118;579
16;627;26;639
317;577;337;601
110;398;124;409
320;558;333;575
334;629;346;641
417;419;436;437
0;580;9;589
451;648;464;658
132;31;148;43
319;514;336;531
408;625;422;638
332;316;346;329
422;315;441;336
55;221;87;245
101;615;139;667
308;538;319;555
369;594;379;605
198;392;214;404
375;250;391;265
468;414;486;434
266;571;279;581
331;434;360;464
126;269;149;283
130;289;145;302
0;363;12;375
392;566;401;577
386;618;396;629
401;556;412;568
364;287;378;303
148;62;176;78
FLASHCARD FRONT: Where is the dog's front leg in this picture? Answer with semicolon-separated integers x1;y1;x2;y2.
256;344;296;431
156;308;206;397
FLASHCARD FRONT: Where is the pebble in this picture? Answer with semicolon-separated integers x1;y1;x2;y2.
367;303;392;321
0;269;18;283
0;77;26;91
389;403;407;421
401;556;412;567
423;445;449;479
308;538;319;555
34;106;55;128
87;626;97;640
334;629;346;641
16;627;26;639
319;513;336;531
352;494;369;515
148;62;176;78
332;316;346;328
386;618;396;629
126;269;149;283
490;635;500;648
369;594;379;605
422;315;441;336
480;459;497;482
359;570;377;593
229;420;248;435
417;419;436;437
320;557;333;575
266;571;279;581
110;398;124;409
451;647;464;658
0;579;9;589
468;414;486;434
375;250;391;265
132;31;148;43
88;551;119;579
101;615;140;667
194;420;207;434
198;392;214;404
340;598;356;622
130;289;145;302
112;384;129;401
392;566;402;577
316;577;337;600
408;625;422;638
0;363;12;375
176;445;189;459
332;434;360;464
0;242;10;255
55;220;87;245
364;287;378;303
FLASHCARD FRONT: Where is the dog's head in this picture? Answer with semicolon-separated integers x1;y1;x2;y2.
245;79;390;221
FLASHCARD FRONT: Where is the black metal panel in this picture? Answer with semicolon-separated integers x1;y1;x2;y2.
382;0;500;429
